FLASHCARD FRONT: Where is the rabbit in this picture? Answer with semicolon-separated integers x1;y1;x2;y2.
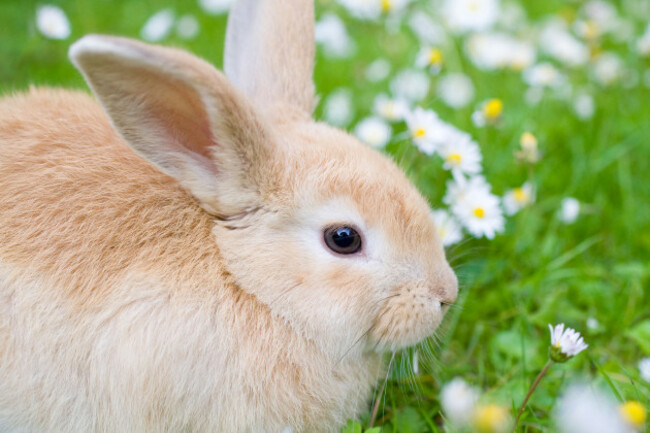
0;0;458;432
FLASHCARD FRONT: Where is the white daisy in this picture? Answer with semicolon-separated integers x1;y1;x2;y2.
442;0;500;34
444;174;491;206
337;0;382;21
354;117;392;148
438;134;482;176
592;53;623;86
141;9;175;42
637;25;650;57
404;107;441;155
639;358;650;382
573;93;595;120
408;11;446;45
199;0;233;15
586;317;599;330
539;19;589;67
365;58;391;82
503;182;535;215
441;378;480;427
416;47;444;74
523;63;566;88
431;210;463;246
390;69;430;102
548;323;588;361
466;32;535;71
554;385;630;433
437;73;475;109
515;132;541;164
36;5;71;40
451;181;504;239
315;14;355;59
472;98;503;127
560;197;580;224
176;15;200;40
322;89;354;127
373;94;409;122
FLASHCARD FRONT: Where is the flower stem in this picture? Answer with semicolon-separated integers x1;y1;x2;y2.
368;351;396;428
510;361;553;433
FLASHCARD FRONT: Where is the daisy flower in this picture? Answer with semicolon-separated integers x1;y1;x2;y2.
442;0;500;34
36;5;71;40
176;15;200;40
516;132;541;164
438;133;483;176
365;59;391;82
141;9;175;42
431;210;463;246
437;73;475;109
451;182;504;239
408;11;446;45
539;19;589;67
354;117;392;148
472;98;503;127
444;175;491;206
472;404;511;433
548;323;588;362
554;385;631;433
639;358;650;382
390;69;430;102
523;63;566;88
573;93;595;120
323;89;354;127
199;0;233;15
440;378;479;427
404;107;441;155
315;14;355;59
466;32;535;71
559;197;580;224
416;47;444;74
373;94;408;122
592;53;623;86
503;182;535;215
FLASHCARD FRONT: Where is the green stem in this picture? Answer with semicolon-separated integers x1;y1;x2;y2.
510;360;553;433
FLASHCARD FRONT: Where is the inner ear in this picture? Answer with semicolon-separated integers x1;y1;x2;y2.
119;65;216;172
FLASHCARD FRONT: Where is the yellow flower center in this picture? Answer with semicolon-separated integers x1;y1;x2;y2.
413;127;426;138
446;153;462;165
381;0;392;12
473;207;485;219
585;20;599;39
620;401;647;428
428;48;443;66
472;404;510;433
483;99;503;119
469;1;480;12
514;187;528;203
520;132;537;150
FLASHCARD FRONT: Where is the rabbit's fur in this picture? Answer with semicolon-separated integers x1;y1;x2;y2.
0;1;457;432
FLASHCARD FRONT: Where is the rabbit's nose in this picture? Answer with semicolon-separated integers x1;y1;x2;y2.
432;263;458;306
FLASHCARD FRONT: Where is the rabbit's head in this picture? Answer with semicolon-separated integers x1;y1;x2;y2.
69;0;457;360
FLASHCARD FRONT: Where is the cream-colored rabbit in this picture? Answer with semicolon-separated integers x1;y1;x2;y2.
0;0;457;432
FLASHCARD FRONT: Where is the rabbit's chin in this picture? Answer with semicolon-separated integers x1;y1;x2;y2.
367;295;445;352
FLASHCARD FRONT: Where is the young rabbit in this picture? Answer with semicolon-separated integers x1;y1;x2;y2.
0;0;458;431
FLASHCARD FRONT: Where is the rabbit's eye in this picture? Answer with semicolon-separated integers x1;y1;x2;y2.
324;226;362;255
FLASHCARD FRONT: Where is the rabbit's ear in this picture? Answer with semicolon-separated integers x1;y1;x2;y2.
224;0;315;115
70;35;271;216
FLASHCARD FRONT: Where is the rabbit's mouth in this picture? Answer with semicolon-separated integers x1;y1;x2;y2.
367;286;447;352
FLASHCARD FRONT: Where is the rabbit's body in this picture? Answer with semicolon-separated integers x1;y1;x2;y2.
0;1;458;431
0;88;381;432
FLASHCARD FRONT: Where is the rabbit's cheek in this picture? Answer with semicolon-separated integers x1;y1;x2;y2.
368;287;444;351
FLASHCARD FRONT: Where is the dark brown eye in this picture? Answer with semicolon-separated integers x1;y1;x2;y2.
324;226;362;255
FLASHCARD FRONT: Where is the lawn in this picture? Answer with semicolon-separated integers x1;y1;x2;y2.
1;0;649;432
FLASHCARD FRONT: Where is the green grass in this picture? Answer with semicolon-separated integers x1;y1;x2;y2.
1;0;649;432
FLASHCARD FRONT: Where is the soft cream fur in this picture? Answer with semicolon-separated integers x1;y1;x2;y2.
0;1;457;431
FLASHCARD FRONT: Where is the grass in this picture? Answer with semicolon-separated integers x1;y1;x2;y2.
1;0;649;432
